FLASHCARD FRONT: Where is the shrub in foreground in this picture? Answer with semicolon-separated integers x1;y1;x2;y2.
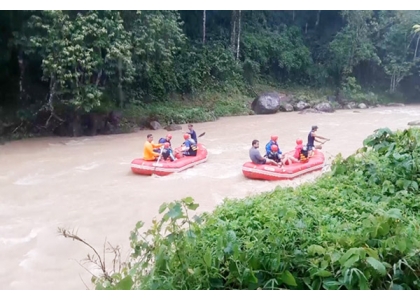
90;128;420;290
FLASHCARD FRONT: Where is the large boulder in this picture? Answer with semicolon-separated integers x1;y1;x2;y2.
358;103;367;109
251;92;290;114
314;102;334;113
150;121;162;130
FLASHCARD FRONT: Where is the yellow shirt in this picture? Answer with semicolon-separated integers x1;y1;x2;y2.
143;141;162;161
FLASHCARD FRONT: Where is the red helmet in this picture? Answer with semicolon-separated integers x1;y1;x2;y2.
183;133;190;140
166;134;172;139
271;135;278;141
296;138;303;145
164;142;170;149
271;144;278;152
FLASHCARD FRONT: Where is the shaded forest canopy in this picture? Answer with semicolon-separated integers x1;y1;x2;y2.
0;10;419;138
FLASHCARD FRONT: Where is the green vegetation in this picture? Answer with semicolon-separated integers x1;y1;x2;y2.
61;127;420;290
1;10;419;139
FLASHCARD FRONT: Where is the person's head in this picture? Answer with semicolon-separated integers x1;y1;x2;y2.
252;139;259;148
271;135;278;142
271;144;278;152
188;124;193;130
164;142;170;149
183;133;190;140
147;134;153;142
166;133;172;140
296;138;303;145
312;125;318;131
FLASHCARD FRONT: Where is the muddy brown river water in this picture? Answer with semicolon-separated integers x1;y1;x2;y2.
1;105;420;289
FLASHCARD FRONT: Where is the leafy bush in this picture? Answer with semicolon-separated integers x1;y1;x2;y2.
85;127;420;290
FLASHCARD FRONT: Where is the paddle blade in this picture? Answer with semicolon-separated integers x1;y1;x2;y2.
198;132;206;138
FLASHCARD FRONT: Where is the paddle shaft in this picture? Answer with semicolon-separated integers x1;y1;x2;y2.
152;146;164;175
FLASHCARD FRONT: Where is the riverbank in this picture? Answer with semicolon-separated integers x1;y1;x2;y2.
0;84;405;144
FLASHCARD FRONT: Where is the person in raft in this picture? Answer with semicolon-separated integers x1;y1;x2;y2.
154;133;173;153
265;135;284;162
186;124;198;144
284;138;309;165
161;142;177;162
143;134;163;161
249;140;281;166
266;144;284;166
307;125;330;157
179;133;198;157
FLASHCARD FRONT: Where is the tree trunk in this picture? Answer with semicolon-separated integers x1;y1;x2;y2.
202;10;206;45
230;10;237;52
315;10;321;27
236;10;241;60
414;34;420;61
292;11;295;22
18;50;25;105
118;59;124;108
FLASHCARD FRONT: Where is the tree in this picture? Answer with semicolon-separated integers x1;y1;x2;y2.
376;11;420;93
328;10;379;98
129;10;186;101
16;10;134;119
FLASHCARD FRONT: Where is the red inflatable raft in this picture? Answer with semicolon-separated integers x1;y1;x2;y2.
242;150;325;181
131;143;208;176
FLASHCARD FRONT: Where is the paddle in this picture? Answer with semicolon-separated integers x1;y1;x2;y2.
151;146;164;176
184;131;206;139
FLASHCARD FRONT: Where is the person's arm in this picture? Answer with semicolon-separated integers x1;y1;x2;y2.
181;140;189;150
256;151;266;163
145;143;160;158
152;142;163;148
312;132;329;140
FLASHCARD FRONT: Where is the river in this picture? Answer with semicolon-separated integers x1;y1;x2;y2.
1;105;420;289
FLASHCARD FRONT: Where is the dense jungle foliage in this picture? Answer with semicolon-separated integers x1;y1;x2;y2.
0;11;420;139
74;127;420;290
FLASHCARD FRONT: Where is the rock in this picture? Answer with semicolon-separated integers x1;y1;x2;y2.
345;102;357;109
375;104;383;108
314;102;334;113
251;92;290;114
408;120;420;126
294;101;310;111
358;103;367;109
164;124;182;131
150;121;162;130
108;111;123;126
70;114;83;137
353;111;361;113
298;108;323;114
387;102;405;107
279;102;294;112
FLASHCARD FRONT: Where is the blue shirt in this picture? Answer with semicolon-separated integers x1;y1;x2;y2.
265;140;282;155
